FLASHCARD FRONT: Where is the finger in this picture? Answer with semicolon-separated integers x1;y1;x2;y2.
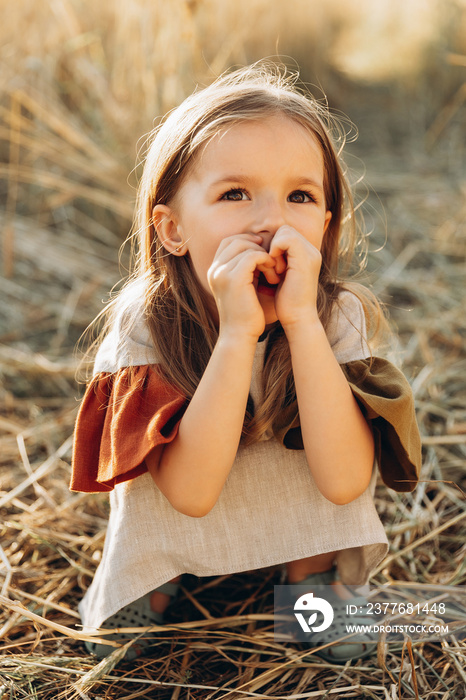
270;226;321;263
255;258;281;284
258;265;282;285
271;252;287;275
268;226;295;258
255;258;277;272
210;248;275;289
227;248;275;277
256;252;287;283
214;233;263;260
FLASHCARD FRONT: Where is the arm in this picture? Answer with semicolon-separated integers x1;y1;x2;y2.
146;334;257;517
145;233;275;517
270;226;374;505
285;319;374;504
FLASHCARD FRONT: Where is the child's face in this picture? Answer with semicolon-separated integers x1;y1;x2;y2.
155;114;332;325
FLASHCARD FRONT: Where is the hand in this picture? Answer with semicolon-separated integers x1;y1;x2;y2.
207;233;278;340
268;225;323;331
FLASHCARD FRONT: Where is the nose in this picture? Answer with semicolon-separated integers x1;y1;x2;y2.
249;196;286;250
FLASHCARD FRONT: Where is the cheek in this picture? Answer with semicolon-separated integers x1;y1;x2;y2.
188;243;218;286
301;217;328;250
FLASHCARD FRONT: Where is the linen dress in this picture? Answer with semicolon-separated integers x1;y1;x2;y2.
71;291;421;632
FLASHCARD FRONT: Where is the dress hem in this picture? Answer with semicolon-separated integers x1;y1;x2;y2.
78;537;389;631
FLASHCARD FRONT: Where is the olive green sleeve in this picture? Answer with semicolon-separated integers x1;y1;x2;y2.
341;358;421;492
276;357;422;493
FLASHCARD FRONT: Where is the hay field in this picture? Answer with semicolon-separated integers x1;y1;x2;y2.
0;1;465;698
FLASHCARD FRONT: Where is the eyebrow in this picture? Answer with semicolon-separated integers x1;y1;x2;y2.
207;176;246;189
208;175;324;190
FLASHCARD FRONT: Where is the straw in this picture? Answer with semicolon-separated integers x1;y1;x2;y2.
0;1;465;697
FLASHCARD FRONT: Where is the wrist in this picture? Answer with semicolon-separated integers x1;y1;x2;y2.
281;313;324;343
217;326;261;350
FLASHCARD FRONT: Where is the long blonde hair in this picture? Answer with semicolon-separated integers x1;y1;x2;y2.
94;61;385;443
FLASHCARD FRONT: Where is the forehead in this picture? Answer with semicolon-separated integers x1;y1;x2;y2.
190;114;325;180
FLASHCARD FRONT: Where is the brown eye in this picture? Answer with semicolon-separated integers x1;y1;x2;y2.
288;190;313;203
221;188;248;201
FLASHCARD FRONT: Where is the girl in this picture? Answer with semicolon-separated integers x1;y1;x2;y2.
71;62;421;663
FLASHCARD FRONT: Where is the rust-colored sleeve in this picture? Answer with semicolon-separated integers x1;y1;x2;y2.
70;366;188;493
277;357;422;493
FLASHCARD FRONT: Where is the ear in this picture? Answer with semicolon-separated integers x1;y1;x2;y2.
323;210;332;234
152;204;188;256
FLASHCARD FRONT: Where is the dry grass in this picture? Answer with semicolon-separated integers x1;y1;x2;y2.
1;0;466;698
